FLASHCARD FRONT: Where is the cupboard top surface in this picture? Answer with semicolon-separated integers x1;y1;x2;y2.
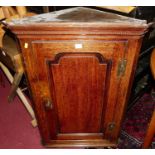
9;7;147;27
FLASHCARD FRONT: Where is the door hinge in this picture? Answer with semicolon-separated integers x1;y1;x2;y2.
108;122;116;131
117;59;127;77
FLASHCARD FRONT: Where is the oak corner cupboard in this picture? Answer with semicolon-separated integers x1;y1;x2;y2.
7;7;148;148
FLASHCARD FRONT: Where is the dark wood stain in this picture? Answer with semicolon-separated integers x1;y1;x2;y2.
7;7;148;148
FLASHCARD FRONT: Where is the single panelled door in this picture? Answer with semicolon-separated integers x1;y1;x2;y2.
31;40;127;145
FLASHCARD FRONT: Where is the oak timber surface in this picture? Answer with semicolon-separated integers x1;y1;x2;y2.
6;7;149;148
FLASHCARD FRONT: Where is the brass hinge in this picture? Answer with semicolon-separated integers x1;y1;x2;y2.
117;59;127;77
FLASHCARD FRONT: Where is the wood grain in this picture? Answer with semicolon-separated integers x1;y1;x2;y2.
8;7;148;148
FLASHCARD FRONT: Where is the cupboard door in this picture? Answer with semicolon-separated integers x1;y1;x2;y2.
30;40;127;144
